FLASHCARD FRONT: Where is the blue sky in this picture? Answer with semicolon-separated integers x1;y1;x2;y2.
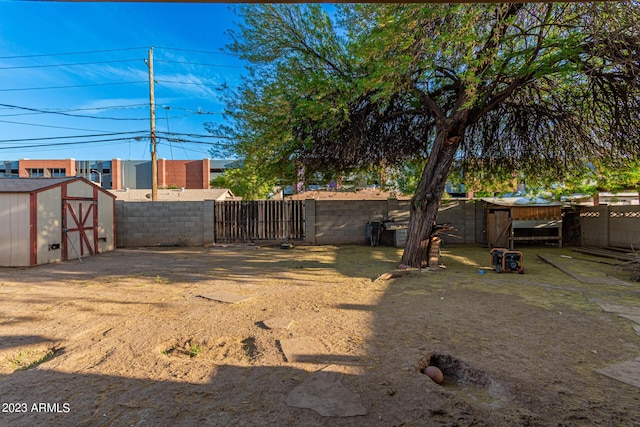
0;2;245;161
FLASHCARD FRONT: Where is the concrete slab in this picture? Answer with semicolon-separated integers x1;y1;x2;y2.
538;255;629;285
593;301;640;336
596;357;640;389
286;367;367;417
279;337;326;363
619;314;640;325
196;290;251;304
593;301;640;317
263;317;293;330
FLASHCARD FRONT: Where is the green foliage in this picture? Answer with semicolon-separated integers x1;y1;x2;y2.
210;165;276;200
385;160;427;195
214;3;640;187
524;160;640;199
213;3;640;265
188;344;202;358
11;349;56;370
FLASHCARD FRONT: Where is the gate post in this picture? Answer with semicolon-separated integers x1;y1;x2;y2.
305;199;316;245
203;200;215;247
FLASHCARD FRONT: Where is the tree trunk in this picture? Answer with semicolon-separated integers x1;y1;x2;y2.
401;125;464;268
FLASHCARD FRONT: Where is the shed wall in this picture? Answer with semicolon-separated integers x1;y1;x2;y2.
67;180;94;198
97;191;115;253
0;193;30;266
36;187;62;264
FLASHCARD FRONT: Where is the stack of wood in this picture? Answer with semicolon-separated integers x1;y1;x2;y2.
428;236;443;268
573;246;640;282
427;223;457;269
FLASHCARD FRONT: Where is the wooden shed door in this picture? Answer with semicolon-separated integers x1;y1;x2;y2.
62;199;97;260
486;210;511;248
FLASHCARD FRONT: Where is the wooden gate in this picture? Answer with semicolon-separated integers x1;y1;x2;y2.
62;198;98;260
486;209;511;248
214;200;305;243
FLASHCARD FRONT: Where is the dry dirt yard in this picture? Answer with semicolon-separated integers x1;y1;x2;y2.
1;244;639;426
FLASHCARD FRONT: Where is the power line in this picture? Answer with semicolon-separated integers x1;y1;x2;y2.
0;103;148;120
157;106;223;115
154;46;230;56
0;135;233;152
155;131;232;139
155;136;235;148
155;59;243;69
0;118;138;133
0;135;232;152
0;81;147;93
0;131;147;144
0;47;148;60
156;79;219;88
0;137;147;151
0;59;143;70
0;103;148;117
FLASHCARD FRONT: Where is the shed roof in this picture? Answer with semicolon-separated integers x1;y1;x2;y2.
0;177;77;193
0;177;116;199
481;196;563;207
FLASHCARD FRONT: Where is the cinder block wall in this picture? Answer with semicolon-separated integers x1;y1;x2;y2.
609;206;640;248
307;198;480;246
434;199;480;245
115;198;483;247
116;200;214;247
580;206;609;247
311;200;389;245
581;205;640;248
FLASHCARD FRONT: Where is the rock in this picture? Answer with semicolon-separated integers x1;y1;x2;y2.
286;367;367;417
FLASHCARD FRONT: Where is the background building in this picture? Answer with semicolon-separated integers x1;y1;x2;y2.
0;158;235;190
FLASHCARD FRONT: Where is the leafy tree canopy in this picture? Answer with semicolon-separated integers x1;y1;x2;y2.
210;161;276;200
210;2;640;266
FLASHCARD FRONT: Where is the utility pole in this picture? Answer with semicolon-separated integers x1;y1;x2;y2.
145;47;158;201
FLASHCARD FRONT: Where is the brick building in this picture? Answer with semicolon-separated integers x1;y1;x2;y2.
0;158;233;190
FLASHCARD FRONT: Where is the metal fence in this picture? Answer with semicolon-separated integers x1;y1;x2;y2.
213;200;305;243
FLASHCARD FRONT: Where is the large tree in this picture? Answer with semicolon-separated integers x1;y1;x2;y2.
213;3;640;267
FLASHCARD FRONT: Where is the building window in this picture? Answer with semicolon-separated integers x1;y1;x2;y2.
49;168;66;177
28;168;44;177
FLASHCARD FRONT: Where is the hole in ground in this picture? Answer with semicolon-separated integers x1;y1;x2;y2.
418;352;512;409
241;337;259;361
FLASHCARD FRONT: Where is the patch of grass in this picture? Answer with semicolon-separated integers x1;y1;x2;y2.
154;275;170;284
188;343;203;357
163;340;204;358
11;348;57;370
432;246;640;311
70;280;91;287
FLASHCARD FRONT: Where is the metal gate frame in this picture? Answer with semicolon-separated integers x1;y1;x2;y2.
214;200;305;243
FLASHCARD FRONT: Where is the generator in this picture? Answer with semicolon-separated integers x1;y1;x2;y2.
490;248;524;274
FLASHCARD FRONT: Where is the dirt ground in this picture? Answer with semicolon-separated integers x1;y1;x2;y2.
1;244;639;426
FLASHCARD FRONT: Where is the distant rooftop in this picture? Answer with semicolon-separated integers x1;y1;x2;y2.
108;188;239;202
0;177;77;193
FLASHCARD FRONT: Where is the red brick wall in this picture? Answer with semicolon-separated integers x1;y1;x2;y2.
158;159;209;189
157;159;167;188
111;159;122;189
19;159;76;177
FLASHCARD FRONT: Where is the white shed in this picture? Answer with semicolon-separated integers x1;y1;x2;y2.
0;177;116;267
